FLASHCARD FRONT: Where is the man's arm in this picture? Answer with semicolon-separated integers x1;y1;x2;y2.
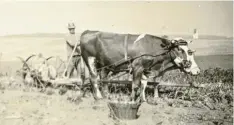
66;41;81;54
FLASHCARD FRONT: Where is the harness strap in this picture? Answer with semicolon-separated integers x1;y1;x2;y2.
146;52;169;70
169;49;185;68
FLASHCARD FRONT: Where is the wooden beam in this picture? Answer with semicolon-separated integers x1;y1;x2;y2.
99;80;191;87
50;79;192;88
99;80;130;84
158;83;191;87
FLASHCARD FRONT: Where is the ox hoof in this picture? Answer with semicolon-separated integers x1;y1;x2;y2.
141;99;147;103
102;93;109;99
94;95;103;100
139;98;147;103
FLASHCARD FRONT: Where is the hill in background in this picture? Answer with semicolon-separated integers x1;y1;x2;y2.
0;32;232;75
1;33;233;40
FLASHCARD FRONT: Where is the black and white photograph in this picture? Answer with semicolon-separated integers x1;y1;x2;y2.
0;1;233;125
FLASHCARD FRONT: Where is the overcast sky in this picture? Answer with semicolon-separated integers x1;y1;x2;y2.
0;1;233;36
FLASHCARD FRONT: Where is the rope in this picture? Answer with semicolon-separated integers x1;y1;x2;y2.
95;50;169;72
92;50;171;87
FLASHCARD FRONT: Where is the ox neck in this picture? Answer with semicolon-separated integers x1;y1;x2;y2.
157;49;175;62
146;50;174;71
158;50;178;74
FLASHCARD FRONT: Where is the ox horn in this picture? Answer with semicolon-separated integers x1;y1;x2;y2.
17;54;35;70
25;54;36;62
42;56;55;64
41;56;55;64
17;56;31;70
23;54;36;69
46;56;55;61
187;40;192;44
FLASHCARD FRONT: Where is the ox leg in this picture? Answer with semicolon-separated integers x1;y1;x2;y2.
87;57;103;100
80;58;86;85
131;67;143;101
76;57;85;85
140;75;148;102
154;85;159;98
100;69;109;98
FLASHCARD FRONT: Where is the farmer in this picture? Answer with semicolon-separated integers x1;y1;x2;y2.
64;23;85;83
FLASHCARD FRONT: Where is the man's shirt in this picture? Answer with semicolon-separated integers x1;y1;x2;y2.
65;33;81;58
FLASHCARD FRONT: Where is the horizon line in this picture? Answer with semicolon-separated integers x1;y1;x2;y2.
0;32;232;38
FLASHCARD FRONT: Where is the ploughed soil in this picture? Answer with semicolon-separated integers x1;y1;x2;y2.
0;89;232;125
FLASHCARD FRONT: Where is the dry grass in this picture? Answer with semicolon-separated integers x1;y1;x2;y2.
0;67;233;125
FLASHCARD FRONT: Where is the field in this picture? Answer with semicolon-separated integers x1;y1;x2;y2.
0;36;232;75
0;35;233;125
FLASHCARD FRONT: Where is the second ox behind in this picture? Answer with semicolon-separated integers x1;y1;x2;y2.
80;30;200;101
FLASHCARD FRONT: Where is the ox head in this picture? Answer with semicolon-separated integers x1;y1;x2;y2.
169;37;200;75
17;54;56;79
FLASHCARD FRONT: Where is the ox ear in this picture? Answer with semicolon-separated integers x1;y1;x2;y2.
187;40;192;44
171;40;179;46
161;39;171;49
160;43;166;48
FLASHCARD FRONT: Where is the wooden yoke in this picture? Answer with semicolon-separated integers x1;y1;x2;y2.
124;34;129;60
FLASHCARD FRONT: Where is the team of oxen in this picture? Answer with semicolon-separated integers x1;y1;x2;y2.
18;30;201;102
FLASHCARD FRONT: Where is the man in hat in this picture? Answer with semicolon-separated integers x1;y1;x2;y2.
193;29;199;39
64;23;85;83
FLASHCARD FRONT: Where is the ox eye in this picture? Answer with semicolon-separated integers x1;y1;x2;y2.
177;48;182;52
188;50;193;55
179;48;184;53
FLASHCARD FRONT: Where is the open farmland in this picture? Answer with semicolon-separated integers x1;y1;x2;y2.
0;35;233;125
0;35;232;74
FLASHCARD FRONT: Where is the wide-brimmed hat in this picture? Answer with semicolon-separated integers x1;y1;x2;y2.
68;23;76;29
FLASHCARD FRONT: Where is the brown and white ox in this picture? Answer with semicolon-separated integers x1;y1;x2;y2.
80;30;200;102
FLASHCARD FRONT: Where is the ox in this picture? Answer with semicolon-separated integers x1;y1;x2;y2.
80;30;200;102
